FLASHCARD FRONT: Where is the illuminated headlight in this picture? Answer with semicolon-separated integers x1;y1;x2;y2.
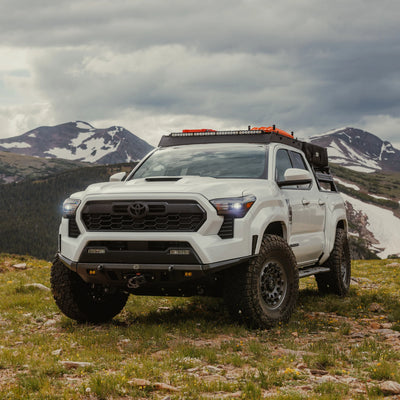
210;195;256;218
62;198;81;218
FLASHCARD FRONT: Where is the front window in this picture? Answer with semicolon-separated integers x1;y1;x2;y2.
130;144;268;179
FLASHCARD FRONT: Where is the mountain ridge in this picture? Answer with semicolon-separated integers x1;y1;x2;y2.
309;126;400;173
0;121;154;164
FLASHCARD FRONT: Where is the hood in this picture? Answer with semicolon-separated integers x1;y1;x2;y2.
76;176;273;200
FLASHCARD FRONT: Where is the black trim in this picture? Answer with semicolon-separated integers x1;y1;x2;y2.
218;216;234;239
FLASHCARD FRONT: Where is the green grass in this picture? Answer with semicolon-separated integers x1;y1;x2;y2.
1;254;400;399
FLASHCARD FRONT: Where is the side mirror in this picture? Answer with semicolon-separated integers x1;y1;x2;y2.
277;168;312;187
109;172;126;182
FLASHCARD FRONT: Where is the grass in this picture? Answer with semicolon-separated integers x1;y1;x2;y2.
1;254;400;399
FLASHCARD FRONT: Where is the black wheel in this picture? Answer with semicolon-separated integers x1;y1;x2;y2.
224;235;299;328
51;258;129;323
315;228;351;296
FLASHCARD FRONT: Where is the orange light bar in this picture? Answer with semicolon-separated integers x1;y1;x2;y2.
251;126;293;138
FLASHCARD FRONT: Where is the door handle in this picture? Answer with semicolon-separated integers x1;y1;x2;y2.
302;199;310;206
318;199;325;206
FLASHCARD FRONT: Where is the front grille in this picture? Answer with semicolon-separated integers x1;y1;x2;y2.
218;216;234;239
81;200;206;232
68;218;80;238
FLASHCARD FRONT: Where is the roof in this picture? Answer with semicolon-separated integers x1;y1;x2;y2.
158;129;329;169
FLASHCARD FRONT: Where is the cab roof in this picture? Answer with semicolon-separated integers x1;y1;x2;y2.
158;128;329;170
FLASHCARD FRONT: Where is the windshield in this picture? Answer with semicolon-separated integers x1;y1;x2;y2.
130;144;268;179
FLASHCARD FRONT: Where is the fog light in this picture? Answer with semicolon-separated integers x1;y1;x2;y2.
88;248;106;254
88;270;96;275
169;249;190;255
184;272;192;277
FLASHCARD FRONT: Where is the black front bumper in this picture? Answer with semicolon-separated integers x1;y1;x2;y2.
58;253;254;295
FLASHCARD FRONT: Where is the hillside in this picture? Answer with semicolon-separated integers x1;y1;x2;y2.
1;254;399;399
328;165;400;259
0;121;154;164
0;151;87;184
0;163;135;260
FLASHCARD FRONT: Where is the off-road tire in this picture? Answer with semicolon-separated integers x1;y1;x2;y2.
224;235;299;328
51;258;129;323
315;228;351;296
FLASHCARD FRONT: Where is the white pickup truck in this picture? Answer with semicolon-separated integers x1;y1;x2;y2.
51;127;350;328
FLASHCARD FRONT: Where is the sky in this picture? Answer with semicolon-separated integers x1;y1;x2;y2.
0;0;399;147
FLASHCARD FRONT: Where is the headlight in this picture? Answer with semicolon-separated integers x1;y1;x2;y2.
62;198;81;218
210;195;256;218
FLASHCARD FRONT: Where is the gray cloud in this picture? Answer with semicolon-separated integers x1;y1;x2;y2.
0;0;399;146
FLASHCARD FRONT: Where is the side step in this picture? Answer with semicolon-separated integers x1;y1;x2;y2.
298;266;330;278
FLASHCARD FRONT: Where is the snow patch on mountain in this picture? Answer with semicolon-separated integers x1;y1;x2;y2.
75;121;94;130
1;142;31;149
46;137;121;163
334;178;360;191
342;193;400;258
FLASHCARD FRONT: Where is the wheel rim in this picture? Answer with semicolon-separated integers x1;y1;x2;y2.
259;260;288;310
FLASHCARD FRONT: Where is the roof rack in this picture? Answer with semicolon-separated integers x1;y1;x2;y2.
159;129;302;149
158;129;328;170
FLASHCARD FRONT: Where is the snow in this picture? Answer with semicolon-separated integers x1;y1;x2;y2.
70;131;94;147
28;133;36;138
342;193;400;259
334;178;360;191
0;142;31;149
369;194;390;201
76;121;94;130
46;137;119;162
310;127;348;139
345;165;376;173
339;140;381;170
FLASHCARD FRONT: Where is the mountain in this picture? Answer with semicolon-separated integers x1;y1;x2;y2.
309;127;400;173
0;121;154;164
0;151;87;184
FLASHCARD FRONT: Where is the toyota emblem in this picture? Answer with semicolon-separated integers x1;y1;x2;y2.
128;202;148;219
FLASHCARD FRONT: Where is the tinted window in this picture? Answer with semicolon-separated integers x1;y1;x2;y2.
275;149;292;181
290;151;307;170
131;144;268;179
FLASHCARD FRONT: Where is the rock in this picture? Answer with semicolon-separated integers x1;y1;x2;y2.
153;382;180;392
52;349;62;356
369;303;383;313
317;375;338;383
12;263;27;270
205;365;222;374
350;332;365;339
386;262;400;268
379;380;400;395
44;319;57;326
24;283;51;292
59;361;93;369
128;378;152;387
310;369;328;376
369;322;382;330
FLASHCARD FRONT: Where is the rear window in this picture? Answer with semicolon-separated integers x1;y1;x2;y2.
131;144;268;179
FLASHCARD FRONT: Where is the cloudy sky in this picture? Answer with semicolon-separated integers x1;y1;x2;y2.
0;0;399;146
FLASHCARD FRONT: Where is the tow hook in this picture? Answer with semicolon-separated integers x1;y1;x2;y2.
127;275;146;289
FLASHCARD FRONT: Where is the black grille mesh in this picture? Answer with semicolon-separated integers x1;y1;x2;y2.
81;200;206;232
